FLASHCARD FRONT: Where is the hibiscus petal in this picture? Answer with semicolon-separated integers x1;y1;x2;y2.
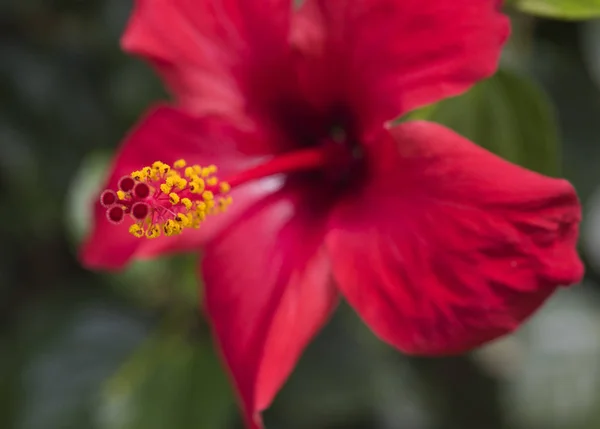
326;121;583;355
122;0;292;123
80;105;274;270
202;187;337;428
292;0;509;132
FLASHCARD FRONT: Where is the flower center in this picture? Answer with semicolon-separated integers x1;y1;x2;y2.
100;160;231;239
99;145;344;239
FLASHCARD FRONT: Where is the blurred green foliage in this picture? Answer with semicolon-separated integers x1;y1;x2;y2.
2;1;600;429
512;0;600;20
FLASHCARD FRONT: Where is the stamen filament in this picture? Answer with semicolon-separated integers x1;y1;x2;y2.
226;146;330;188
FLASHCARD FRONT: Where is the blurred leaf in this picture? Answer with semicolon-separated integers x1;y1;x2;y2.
510;0;600;20
65;151;111;244
99;330;234;429
581;19;600;91
13;290;149;429
106;254;199;310
409;69;560;176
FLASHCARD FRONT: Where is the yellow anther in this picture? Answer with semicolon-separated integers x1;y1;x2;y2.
218;199;229;212
129;224;144;238
165;176;178;187
172;222;182;235
174;159;186;169
169;192;180;205
146;224;161;239
181;198;193;210
159;163;170;175
193;165;202;174
176;213;190;227
163;219;177;236
219;182;231;194
160;183;172;194
202;191;214;202
206;176;218;186
189;179;205;194
152;161;164;170
131;170;145;181
142;167;152;177
207;165;217;174
175;178;187;190
206;200;215;210
117;190;126;200
196;201;207;212
195;209;207;221
184;167;195;178
201;167;212;178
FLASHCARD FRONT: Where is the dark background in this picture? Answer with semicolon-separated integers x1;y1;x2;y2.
3;1;600;429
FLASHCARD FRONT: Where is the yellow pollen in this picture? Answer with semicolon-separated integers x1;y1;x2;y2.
165;176;177;187
103;158;233;240
131;170;144;181
169;192;180;205
129;224;144;238
184;167;195;178
181;198;193;210
175;178;187;190
189;179;205;194
219;182;231;194
146;224;161;239
202;191;214;201
163;219;178;236
176;213;190;226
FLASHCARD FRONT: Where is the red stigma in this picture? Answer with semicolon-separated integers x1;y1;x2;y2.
131;202;150;220
100;190;117;207
133;182;150;199
119;176;136;192
106;205;125;224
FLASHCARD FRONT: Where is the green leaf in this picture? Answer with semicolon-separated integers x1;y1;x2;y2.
99;330;234;429
510;0;600;20
408;69;560;176
11;290;149;429
65;151;111;245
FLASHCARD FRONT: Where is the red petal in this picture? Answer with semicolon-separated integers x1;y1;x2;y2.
292;0;509;132
122;0;292;122
326;121;583;355
202;188;337;428
80;105;275;270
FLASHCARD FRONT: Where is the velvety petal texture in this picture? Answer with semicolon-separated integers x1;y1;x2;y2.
80;105;275;270
291;0;509;132
326;121;583;355
122;0;293;128
202;189;337;428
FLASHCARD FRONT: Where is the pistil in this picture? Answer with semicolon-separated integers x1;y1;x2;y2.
99;145;339;239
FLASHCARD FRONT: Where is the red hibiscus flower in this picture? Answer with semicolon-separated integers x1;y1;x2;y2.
81;0;584;427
